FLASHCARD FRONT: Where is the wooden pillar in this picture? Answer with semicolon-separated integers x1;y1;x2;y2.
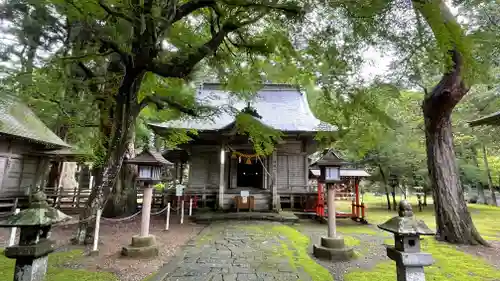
354;178;360;218
218;146;225;209
271;150;278;210
304;154;309;191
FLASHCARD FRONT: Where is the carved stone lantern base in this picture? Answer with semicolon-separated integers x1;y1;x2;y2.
121;235;159;258
313;236;354;261
4;239;55;281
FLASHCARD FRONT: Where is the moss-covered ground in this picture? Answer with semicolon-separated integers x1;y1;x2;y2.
0;249;118;281
0;248;158;281
333;195;500;281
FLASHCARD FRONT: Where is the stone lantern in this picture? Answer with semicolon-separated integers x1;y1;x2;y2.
0;190;71;281
122;149;173;258
378;200;435;281
313;150;354;261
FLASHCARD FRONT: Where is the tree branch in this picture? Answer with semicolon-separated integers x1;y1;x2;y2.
139;95;198;116
99;38;131;65
172;0;216;23
220;0;301;16
98;0;136;23
61;50;113;61
77;62;95;78
148;21;245;78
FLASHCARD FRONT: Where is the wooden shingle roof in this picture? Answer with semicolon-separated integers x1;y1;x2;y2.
469;111;500;127
125;149;173;166
149;83;336;133
0;94;70;148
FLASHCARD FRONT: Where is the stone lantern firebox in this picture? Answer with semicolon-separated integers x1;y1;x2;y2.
122;149;173;258
378;200;435;281
313;151;354;261
0;190;71;281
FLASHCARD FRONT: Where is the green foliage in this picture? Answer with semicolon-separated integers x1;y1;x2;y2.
235;113;283;156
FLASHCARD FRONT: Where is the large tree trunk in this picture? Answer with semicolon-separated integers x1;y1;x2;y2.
422;54;487;245
424;111;486;245
103;135;138;217
73;71;142;244
415;0;488;246
482;144;498;206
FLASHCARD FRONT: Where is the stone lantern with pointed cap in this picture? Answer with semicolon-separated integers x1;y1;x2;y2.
378;200;435;281
121;149;173;258
0;189;71;281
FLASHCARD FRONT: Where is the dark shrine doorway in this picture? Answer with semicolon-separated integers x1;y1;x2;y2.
237;159;263;189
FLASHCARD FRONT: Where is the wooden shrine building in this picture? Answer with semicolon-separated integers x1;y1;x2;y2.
0;94;72;211
150;83;335;211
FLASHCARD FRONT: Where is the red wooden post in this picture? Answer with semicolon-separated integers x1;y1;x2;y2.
351;200;356;217
317;182;325;217
354;178;360;219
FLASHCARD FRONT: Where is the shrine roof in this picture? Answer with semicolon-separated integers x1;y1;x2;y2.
469;111;500;127
149;83;335;133
0;94;70;148
126;149;173;166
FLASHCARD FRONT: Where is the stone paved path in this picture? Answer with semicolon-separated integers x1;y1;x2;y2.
293;221;389;281
161;221;316;281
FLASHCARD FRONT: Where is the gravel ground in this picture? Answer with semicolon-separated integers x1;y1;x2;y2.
0;214;204;281
294;220;389;281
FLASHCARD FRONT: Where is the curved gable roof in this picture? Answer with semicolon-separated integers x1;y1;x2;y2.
149;83;336;133
0;94;70;148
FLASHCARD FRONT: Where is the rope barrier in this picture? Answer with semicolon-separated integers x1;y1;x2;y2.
100;209;142;222
4;199;181;229
150;205;170;216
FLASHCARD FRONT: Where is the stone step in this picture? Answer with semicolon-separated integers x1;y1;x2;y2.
312;243;354;261
192;212;299;224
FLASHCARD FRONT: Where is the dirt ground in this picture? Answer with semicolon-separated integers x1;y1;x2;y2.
459;241;500;269
0;214;204;281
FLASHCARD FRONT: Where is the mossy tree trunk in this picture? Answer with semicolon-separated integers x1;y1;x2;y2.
103;136;138;217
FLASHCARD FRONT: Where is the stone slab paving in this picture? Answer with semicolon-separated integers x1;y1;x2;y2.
293;221;389;281
161;221;314;281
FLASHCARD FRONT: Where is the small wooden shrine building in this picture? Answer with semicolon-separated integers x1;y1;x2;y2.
150;83;335;211
308;149;370;220
0;94;71;201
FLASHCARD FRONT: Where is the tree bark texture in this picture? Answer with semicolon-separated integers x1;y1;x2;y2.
482;144;498;206
415;0;488;246
103;135;138;217
74;72;141;244
424;111;486;245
